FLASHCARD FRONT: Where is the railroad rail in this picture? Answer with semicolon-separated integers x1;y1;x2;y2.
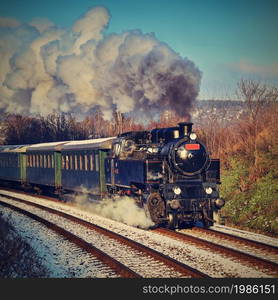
154;228;278;276
0;199;140;278
0;192;209;278
193;227;278;255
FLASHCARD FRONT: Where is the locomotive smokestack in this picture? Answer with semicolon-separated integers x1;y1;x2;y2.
178;122;193;137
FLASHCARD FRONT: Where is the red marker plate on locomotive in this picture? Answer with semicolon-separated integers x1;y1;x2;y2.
185;144;200;150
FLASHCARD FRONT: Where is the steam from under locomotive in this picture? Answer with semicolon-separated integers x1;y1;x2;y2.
0;6;201;119
74;189;154;229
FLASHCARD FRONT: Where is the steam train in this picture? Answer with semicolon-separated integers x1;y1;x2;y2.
0;122;224;228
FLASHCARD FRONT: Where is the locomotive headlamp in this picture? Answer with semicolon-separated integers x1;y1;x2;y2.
214;198;225;209
173;186;182;195
205;187;213;194
147;147;153;153
189;132;197;140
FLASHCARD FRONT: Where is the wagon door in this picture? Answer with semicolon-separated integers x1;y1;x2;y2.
99;150;109;194
54;152;62;188
19;153;27;184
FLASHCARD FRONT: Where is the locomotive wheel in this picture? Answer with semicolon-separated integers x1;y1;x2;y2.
202;205;214;228
146;192;166;224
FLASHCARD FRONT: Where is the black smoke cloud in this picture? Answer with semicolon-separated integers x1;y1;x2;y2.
0;7;201;120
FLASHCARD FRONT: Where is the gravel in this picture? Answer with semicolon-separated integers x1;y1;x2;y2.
0;203;119;278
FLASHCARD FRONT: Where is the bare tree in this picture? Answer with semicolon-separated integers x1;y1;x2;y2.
236;79;278;167
237;79;278;122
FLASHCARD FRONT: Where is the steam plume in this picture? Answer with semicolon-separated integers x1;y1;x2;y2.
73;191;154;229
0;6;201;119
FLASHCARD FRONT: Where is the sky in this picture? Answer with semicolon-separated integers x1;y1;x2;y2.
1;0;277;102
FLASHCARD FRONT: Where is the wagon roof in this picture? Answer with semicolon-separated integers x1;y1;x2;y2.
61;137;116;151
26;137;116;152
27;141;68;152
0;144;29;153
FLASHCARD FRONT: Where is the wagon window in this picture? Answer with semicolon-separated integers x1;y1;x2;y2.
75;155;78;170
95;153;99;171
79;155;83;170
90;154;94;171
84;155;88;171
69;155;73;170
65;155;69;170
62;156;65;169
43;155;46;168
51;155;54;168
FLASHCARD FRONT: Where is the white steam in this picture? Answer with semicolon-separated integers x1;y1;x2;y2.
73;192;154;229
0;6;201;119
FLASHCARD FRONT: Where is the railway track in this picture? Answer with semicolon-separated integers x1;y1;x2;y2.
193;227;278;254
0;199;140;278
0;193;209;278
154;228;278;276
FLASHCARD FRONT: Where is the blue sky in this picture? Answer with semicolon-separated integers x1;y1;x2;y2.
1;0;277;99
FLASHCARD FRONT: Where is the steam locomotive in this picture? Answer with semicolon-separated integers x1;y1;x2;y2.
0;122;224;229
105;122;224;228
